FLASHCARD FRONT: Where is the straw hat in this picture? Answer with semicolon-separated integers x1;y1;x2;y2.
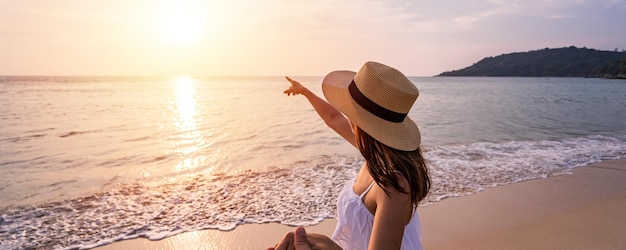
322;61;420;151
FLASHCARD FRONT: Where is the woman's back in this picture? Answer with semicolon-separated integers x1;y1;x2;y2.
332;178;423;250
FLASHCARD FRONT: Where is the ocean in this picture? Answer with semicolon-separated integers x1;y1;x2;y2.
1;76;625;249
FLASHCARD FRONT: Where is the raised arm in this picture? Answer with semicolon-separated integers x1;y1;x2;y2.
284;76;356;147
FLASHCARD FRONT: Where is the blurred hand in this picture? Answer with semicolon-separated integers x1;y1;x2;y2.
268;227;342;250
268;230;298;250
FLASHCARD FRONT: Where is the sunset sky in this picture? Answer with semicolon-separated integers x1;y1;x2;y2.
1;0;625;76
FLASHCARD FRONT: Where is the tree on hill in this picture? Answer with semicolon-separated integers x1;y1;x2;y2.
601;56;626;79
438;46;626;78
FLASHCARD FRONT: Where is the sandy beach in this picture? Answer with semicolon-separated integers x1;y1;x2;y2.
95;159;626;250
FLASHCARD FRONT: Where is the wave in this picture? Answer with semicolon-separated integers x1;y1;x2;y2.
1;135;624;249
424;135;626;202
0;133;48;143
59;130;103;138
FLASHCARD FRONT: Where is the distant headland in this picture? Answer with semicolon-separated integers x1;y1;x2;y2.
438;46;626;79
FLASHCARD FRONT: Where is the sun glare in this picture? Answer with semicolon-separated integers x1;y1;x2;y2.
158;4;206;44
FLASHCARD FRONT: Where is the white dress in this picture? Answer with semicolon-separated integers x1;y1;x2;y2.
331;178;423;250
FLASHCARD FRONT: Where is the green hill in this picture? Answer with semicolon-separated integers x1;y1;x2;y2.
438;46;626;78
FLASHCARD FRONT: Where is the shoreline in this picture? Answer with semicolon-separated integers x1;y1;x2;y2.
94;159;626;250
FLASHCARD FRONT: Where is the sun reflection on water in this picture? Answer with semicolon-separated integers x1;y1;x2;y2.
172;76;206;172
174;77;197;131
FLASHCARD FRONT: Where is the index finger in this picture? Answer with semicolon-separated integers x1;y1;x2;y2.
275;232;295;250
285;76;297;84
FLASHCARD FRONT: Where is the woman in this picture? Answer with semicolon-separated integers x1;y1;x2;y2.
271;61;430;250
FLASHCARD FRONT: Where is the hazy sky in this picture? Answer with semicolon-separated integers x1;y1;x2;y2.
1;0;625;76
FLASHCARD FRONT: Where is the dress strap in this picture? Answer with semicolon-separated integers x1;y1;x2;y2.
359;181;376;198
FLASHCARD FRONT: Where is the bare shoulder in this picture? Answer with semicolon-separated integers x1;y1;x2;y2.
373;171;411;194
369;173;412;218
371;176;411;204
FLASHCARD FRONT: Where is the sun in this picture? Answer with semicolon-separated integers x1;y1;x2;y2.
157;4;206;44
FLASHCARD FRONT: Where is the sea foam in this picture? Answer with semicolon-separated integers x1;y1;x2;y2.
1;135;625;249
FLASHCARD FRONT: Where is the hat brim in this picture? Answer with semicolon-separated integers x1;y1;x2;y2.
322;70;421;151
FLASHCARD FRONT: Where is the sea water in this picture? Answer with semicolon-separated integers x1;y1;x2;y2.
1;76;625;249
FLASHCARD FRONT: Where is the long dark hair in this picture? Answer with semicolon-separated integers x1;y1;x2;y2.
355;127;430;205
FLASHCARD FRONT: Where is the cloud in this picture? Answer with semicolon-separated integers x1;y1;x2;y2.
401;1;519;33
547;14;574;19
